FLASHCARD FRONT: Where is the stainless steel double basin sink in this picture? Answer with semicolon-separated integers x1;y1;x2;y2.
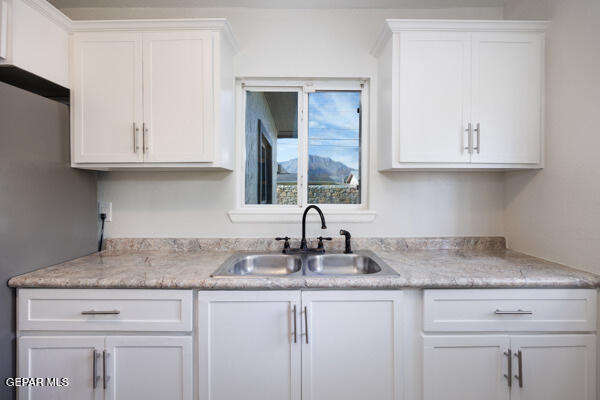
211;250;397;277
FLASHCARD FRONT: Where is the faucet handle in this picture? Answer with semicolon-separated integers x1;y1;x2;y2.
275;237;291;251
317;236;332;250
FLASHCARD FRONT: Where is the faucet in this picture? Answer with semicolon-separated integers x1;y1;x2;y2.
300;205;327;250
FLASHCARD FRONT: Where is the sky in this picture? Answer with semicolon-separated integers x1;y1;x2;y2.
277;91;360;171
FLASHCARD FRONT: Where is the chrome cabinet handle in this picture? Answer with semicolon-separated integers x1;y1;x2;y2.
494;309;533;315
102;350;108;389
304;306;309;344
92;349;98;389
473;123;481;154
504;349;512;388
292;305;297;343
464;123;473;154
133;122;140;153
143;123;149;153
514;350;523;388
82;310;120;315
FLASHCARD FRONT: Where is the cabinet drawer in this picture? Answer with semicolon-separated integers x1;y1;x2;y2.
17;289;192;332
424;289;597;332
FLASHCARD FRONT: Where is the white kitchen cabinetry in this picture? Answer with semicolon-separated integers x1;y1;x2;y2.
0;0;70;88
197;290;402;400
105;336;192;400
17;289;193;400
18;336;104;400
510;335;596;400
142;31;214;163
423;335;510;400
70;20;237;170
301;291;402;400
422;289;597;400
71;32;144;163
372;20;547;170
197;291;302;400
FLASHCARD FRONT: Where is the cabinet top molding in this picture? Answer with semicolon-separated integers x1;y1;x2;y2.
71;18;239;51
371;19;550;56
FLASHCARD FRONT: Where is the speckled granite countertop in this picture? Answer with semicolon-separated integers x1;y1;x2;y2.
8;238;600;289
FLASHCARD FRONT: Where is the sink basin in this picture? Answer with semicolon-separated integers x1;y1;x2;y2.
211;250;397;278
211;253;302;277
304;251;396;276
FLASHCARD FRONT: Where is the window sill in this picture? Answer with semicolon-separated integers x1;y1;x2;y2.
228;209;377;223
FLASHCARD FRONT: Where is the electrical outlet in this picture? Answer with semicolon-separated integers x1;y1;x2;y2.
98;201;112;222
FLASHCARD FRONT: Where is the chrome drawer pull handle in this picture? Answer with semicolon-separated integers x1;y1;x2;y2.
514;350;523;388
92;349;98;389
103;350;108;389
494;309;532;315
503;349;512;388
82;310;121;315
292;305;297;343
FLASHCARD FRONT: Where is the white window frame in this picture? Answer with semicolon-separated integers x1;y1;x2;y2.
229;78;375;223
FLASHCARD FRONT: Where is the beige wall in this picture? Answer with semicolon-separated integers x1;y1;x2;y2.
504;0;600;273
68;6;508;239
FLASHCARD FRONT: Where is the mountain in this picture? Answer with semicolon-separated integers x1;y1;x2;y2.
278;155;352;183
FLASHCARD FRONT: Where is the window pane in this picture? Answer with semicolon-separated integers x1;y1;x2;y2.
308;91;361;204
245;91;298;205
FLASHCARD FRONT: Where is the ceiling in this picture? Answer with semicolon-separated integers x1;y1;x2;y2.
48;0;510;9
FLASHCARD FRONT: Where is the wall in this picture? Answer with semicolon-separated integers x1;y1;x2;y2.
65;6;508;239
0;82;98;397
504;0;600;274
244;92;278;204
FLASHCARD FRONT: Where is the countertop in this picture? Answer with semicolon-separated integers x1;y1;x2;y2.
8;237;599;289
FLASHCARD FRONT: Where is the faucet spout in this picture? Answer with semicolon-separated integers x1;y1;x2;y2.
301;205;327;250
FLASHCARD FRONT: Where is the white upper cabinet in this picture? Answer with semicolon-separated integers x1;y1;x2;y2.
398;31;471;163
0;0;70;88
471;32;544;164
373;20;548;170
142;31;214;163
72;32;144;163
70;20;237;170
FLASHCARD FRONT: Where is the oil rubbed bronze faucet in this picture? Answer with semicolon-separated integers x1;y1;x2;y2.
275;205;330;254
300;205;327;250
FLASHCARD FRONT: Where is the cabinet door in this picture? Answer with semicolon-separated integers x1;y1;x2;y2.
398;31;471;163
142;31;214;162
18;336;104;400
510;335;596;400
104;336;192;400
423;335;510;400
198;291;301;400
301;291;402;400
72;32;144;163
471;32;543;164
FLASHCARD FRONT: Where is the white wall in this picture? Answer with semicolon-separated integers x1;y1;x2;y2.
66;6;509;239
504;0;600;273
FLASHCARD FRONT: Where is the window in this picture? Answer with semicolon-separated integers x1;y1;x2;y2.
240;80;367;211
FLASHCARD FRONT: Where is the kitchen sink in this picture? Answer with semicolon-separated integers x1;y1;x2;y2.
304;251;397;276
211;250;396;277
211;253;303;277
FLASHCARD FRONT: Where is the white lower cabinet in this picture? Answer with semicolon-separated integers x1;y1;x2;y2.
423;334;596;400
423;289;597;400
197;291;301;400
510;335;596;400
423;335;510;400
18;335;192;400
18;336;104;400
301;291;402;400
105;336;192;400
197;290;403;400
